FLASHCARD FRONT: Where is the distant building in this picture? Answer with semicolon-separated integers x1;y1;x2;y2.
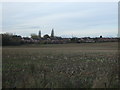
39;30;41;38
100;35;102;38
51;28;54;37
43;34;50;39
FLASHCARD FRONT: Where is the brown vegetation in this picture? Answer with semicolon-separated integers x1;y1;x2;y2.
2;42;119;88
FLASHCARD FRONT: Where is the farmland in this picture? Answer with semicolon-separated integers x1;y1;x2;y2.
2;42;119;88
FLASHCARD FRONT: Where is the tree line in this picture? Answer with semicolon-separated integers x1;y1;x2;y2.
1;33;22;46
1;33;118;46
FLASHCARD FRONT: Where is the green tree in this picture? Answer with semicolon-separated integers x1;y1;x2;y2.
43;34;50;39
2;33;22;46
31;33;39;39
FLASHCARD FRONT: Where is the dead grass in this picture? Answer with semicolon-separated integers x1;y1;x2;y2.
2;42;119;88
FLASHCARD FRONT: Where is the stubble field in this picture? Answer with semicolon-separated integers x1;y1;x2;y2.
2;42;119;88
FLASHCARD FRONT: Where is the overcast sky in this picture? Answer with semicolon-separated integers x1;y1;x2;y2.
2;2;118;37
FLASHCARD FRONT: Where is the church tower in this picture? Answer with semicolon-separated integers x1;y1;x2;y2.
51;28;54;37
39;30;41;38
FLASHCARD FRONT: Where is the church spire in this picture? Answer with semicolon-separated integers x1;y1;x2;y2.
51;28;54;37
39;30;41;38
